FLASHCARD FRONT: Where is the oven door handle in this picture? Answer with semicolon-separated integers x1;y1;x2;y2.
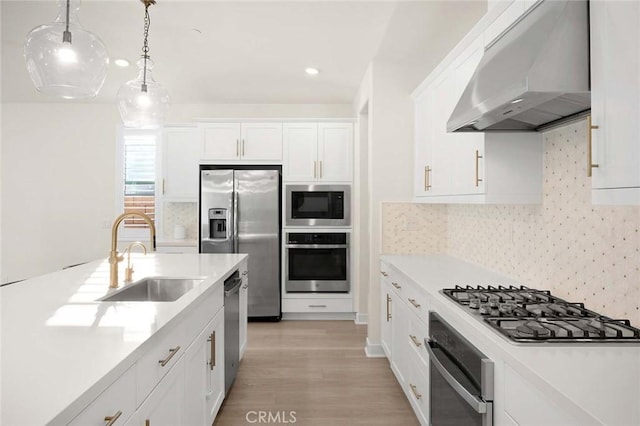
284;244;348;249
425;339;488;414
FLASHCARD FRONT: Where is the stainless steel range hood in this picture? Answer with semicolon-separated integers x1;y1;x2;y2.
447;0;590;132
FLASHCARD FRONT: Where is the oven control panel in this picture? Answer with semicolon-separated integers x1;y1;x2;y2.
286;233;347;245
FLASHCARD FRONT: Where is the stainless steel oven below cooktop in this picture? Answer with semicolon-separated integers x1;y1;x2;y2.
441;285;640;343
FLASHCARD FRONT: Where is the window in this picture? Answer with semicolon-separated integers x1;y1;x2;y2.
117;129;158;239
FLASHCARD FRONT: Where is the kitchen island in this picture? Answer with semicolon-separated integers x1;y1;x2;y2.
0;253;247;425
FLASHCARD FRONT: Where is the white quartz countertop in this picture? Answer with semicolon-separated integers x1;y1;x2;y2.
0;253;247;426
381;254;640;426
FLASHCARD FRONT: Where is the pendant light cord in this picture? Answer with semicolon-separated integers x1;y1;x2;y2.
62;0;72;43
141;0;156;93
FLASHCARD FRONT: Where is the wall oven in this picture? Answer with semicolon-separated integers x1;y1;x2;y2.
426;312;494;426
285;184;350;227
284;232;349;292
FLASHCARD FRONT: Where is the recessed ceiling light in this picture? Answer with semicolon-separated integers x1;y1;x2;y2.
511;98;523;104
114;58;130;68
305;67;319;76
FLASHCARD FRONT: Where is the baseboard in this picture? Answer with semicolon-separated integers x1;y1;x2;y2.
354;313;368;325
364;337;385;358
281;312;355;321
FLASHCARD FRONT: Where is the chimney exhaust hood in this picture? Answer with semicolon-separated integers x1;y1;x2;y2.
447;0;590;132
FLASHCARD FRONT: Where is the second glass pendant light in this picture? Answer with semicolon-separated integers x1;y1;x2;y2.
117;0;170;129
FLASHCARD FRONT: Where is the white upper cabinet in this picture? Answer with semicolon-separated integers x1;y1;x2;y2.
283;123;318;181
283;122;353;182
413;38;542;204
202;123;282;162
590;0;640;204
161;126;201;200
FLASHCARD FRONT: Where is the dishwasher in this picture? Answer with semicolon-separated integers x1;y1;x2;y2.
224;270;242;394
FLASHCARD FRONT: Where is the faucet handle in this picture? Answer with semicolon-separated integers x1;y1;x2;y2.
124;242;147;284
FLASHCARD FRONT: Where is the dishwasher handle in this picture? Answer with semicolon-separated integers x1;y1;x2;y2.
425;338;488;414
224;277;242;296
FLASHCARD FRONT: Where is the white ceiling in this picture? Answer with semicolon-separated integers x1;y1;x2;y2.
1;1;486;104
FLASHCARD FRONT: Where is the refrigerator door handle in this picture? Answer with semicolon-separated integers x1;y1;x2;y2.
233;188;239;253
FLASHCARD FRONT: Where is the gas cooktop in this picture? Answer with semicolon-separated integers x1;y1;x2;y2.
441;285;640;343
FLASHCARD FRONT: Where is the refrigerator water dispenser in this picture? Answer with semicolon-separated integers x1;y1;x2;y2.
209;208;228;239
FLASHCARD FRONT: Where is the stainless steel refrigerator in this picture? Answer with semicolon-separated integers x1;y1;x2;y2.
199;166;281;320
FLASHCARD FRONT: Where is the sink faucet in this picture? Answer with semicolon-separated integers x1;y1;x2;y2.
123;242;147;284
109;212;156;288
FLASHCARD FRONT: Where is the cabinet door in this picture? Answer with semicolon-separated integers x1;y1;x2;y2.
449;41;486;196
239;269;248;359
202;123;241;160
283;123;318;181
430;74;454;195
132;357;185;426
241;123;283;161
390;293;410;386
317;123;353;182
590;0;640;192
161;127;201;200
414;89;435;197
380;278;393;359
183;309;225;426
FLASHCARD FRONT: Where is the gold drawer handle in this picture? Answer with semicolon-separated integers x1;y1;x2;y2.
308;304;327;308
392;282;401;290
424;165;432;191
104;411;122;426
158;346;180;367
380;271;388;277
410;335;422;347
410;384;422;400
408;298;421;308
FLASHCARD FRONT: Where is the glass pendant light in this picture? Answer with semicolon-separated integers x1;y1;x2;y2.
24;0;109;99
117;0;170;129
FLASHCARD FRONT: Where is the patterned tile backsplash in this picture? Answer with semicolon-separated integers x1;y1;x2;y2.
162;202;198;240
382;119;640;326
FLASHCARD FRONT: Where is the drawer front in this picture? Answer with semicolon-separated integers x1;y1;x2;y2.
282;298;352;313
404;282;427;318
137;285;223;404
68;366;136;426
407;312;429;365
406;354;430;426
386;269;405;297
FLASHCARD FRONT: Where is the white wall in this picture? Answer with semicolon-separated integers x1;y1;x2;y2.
354;61;414;350
0;102;352;283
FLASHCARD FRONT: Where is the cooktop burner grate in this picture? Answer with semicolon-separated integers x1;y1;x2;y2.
441;285;640;343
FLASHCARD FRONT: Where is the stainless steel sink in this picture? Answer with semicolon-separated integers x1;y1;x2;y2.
98;277;204;302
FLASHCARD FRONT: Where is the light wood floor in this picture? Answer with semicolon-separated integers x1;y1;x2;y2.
214;321;419;426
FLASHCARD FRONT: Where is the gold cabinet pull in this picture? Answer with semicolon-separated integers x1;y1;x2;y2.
308;304;328;308
410;384;422;400
158;346;180;367
313;161;317;178
162;179;165;195
104;411;122;426
475;150;483;187
319;161;323;178
408;298;421;308
236;139;240;157
208;331;216;370
145;421;150;426
409;335;422;347
587;115;600;177
242;139;245;156
386;295;392;322
392;282;401;290
380;271;388;277
424;165;432;191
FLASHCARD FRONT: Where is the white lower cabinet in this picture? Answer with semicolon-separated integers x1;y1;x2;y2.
184;309;225;426
390;290;409;386
67;366;136;426
281;297;352;313
406;354;429;426
503;365;578;426
380;269;393;358
126;357;185;426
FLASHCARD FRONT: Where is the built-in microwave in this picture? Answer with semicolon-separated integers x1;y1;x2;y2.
285;184;351;227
